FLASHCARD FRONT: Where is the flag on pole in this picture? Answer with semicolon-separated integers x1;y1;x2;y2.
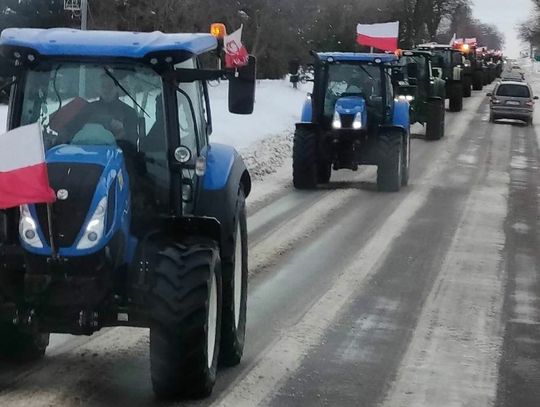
356;22;400;52
465;38;477;46
0;123;55;209
449;33;457;46
224;25;249;68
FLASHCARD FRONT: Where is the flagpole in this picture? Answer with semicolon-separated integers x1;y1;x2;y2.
370;46;374;53
46;204;58;260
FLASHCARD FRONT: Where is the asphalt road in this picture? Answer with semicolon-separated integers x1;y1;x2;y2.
1;77;540;407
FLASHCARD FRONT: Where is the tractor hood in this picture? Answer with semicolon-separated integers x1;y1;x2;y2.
335;96;366;116
46;144;123;168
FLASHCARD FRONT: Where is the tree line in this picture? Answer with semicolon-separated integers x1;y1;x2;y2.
519;0;540;56
1;0;504;80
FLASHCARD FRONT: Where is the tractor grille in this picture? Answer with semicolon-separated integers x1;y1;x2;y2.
340;114;355;128
36;163;104;248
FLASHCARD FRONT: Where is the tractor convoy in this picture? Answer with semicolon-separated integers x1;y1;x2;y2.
0;24;503;401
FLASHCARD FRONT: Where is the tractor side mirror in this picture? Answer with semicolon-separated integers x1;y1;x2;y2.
407;62;418;78
431;68;440;78
228;55;256;115
534;96;539;100
486;92;492;97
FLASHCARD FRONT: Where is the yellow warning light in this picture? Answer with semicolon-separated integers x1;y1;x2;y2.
211;23;227;39
461;43;470;53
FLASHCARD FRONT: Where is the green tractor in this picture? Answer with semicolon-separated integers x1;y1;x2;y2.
417;43;464;112
395;50;446;140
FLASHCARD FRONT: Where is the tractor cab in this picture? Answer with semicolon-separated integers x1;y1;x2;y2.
308;53;397;133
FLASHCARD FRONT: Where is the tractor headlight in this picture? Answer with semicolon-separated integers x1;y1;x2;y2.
19;205;43;249
332;111;342;129
352;112;363;129
77;197;107;250
405;95;415;102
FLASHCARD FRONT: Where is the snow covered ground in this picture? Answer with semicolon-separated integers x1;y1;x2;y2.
0;79;309;180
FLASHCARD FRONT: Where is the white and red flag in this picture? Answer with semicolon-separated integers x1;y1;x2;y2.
0;123;55;209
356;21;400;52
224;25;249;68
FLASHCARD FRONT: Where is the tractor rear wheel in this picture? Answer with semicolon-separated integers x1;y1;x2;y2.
293;127;318;189
426;99;445;140
150;239;222;399
377;132;403;192
0;324;49;362
473;71;483;91
317;161;332;184
448;83;463;112
401;132;411;187
219;189;248;367
463;76;472;97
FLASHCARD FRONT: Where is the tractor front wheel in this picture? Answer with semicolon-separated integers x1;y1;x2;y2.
219;188;248;367
293;127;318;189
150;239;222;399
0;324;49;362
426;99;445;141
448;83;463;112
377;132;403;192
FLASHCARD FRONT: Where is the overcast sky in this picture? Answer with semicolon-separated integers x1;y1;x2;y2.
472;0;533;58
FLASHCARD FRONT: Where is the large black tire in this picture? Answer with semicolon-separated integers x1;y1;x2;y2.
293;127;318;189
317;161;331;184
150;239;222;399
463;76;472;98
483;72;490;86
448;83;463;112
473;71;483;91
0;324;49;362
219;189;248;367
377;132;403;192
425;99;445;141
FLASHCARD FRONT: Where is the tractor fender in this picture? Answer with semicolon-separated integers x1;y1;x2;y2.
427;96;443;102
195;143;251;259
392;98;410;130
300;96;313;122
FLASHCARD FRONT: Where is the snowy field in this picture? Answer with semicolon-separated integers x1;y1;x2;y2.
0;79;309;179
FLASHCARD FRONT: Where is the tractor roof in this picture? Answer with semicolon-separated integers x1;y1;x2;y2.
0;28;217;61
316;52;397;63
417;44;457;51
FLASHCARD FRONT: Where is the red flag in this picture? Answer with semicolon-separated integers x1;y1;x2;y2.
0;123;55;209
224;25;249;68
356;22;399;52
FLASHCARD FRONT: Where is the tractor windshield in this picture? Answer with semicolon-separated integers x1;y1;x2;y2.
19;61;170;219
324;63;382;117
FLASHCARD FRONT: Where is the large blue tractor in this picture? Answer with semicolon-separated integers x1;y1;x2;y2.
0;27;255;399
293;53;411;191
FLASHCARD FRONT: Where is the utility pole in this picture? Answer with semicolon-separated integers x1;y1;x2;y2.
81;0;88;30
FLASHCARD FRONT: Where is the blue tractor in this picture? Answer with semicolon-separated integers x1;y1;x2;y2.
0;27;255;399
293;53;411;191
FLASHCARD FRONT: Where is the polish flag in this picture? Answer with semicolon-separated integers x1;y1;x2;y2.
224;25;249;68
0;123;55;209
356;22;400;52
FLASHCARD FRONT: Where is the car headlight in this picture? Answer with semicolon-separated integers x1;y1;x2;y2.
77;197;107;250
332;111;342;129
19;204;43;248
352;112;362;129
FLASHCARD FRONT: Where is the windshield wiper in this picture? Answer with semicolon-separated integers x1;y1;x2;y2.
103;67;150;118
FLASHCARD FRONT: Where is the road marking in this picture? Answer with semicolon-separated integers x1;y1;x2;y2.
213;94;486;407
